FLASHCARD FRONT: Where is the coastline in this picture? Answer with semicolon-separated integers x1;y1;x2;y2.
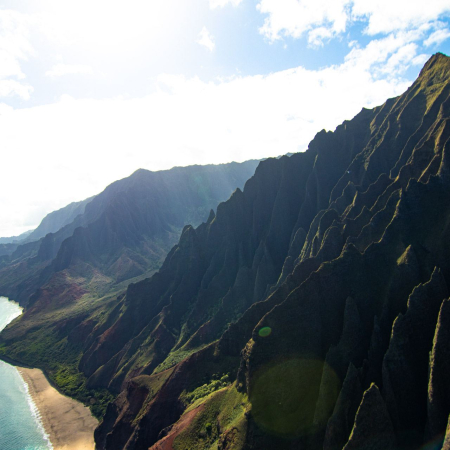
16;366;98;450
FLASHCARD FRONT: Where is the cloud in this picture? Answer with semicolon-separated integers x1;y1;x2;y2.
0;10;34;99
343;30;429;77
351;0;450;35
197;26;215;51
257;0;351;42
0;36;420;236
308;27;335;47
424;27;450;46
0;79;33;99
45;63;94;78
209;0;243;8
257;0;450;45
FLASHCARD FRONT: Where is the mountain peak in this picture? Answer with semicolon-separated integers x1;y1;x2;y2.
417;52;450;82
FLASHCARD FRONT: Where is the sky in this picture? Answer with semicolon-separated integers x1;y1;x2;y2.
0;0;449;237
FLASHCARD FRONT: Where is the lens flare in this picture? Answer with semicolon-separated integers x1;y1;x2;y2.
250;357;340;439
258;326;272;337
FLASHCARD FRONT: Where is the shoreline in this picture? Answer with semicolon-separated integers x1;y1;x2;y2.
16;366;98;450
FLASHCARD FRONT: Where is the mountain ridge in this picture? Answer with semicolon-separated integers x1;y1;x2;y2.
1;53;450;449
0;160;260;307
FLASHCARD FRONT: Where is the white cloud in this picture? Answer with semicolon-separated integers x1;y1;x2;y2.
379;43;423;75
257;0;351;42
0;79;33;99
351;0;450;35
343;30;428;76
45;63;94;78
424;27;450;46
197;26;215;51
0;36;419;236
209;0;243;8
257;0;450;45
308;27;334;47
0;10;34;99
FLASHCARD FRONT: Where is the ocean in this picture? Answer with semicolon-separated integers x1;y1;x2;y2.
0;296;52;450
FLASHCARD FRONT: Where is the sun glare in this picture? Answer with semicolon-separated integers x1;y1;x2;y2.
39;0;188;51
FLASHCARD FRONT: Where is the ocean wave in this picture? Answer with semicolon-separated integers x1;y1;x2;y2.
19;371;54;450
0;297;51;450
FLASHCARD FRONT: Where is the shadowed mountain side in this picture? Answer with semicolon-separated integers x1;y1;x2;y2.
0;197;93;259
25;197;94;244
0;229;33;245
0;160;259;306
77;151;319;392
72;91;385;396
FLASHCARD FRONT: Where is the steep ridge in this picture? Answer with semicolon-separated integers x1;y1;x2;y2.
87;53;450;449
241;53;450;450
0;161;259;306
0;197;94;301
2;54;450;449
0;229;33;244
0;197;92;258
25;196;94;243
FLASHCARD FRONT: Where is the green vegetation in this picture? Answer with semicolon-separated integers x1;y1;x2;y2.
131;369;175;425
181;374;230;406
0;323;114;419
173;384;248;450
154;345;208;374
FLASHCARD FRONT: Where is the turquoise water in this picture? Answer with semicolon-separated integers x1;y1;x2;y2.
0;296;52;450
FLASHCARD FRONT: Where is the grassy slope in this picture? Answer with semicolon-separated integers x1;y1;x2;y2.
173;384;248;450
0;285;124;417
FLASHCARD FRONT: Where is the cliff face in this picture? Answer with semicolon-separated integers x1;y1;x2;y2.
89;53;450;450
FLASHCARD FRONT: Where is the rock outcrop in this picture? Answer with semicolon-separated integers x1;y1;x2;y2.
427;298;450;442
343;384;396;450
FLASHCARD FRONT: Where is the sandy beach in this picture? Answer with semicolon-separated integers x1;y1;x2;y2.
17;367;98;450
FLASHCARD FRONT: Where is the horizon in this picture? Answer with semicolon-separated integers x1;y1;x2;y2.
0;0;450;237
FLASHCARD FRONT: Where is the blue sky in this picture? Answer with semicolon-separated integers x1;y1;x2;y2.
0;0;449;236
